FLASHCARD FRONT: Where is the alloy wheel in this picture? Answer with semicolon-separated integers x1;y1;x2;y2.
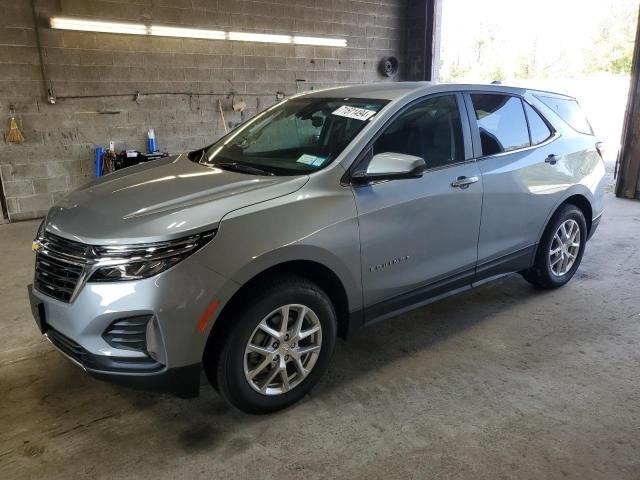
243;304;322;395
549;219;581;276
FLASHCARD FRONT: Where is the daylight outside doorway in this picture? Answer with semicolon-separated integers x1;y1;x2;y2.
440;0;639;182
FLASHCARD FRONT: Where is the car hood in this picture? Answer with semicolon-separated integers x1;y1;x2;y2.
45;154;308;245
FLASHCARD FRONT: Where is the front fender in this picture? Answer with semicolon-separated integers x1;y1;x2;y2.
228;243;362;311
198;173;362;323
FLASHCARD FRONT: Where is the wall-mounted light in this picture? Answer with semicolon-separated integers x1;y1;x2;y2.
228;32;291;44
49;17;347;47
50;17;147;35
293;36;347;47
150;25;225;40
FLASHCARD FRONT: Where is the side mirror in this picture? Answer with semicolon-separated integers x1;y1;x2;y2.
352;152;426;184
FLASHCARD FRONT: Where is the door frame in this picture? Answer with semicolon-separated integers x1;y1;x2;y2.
461;90;560;160
342;91;475;183
0;172;9;221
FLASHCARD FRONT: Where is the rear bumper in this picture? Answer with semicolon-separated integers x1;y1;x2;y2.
29;284;201;398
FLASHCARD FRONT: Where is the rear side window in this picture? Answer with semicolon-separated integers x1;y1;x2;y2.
470;94;530;156
535;95;593;135
523;102;553;145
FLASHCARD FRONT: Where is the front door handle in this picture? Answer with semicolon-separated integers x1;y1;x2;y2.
545;154;558;165
451;176;479;189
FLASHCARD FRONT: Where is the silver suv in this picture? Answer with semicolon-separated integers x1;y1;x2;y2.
28;83;605;413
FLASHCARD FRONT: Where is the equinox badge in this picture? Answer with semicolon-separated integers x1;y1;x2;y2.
369;255;410;273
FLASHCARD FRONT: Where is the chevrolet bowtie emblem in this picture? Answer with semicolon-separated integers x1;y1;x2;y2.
31;240;42;253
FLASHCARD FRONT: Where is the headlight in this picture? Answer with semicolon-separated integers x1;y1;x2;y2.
89;230;216;282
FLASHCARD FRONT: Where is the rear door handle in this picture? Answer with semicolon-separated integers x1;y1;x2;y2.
451;176;479;189
545;154;558;165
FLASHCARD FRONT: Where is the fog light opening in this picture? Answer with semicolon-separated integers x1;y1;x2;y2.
146;316;167;365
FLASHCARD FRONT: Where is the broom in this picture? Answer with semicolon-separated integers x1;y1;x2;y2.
5;108;24;143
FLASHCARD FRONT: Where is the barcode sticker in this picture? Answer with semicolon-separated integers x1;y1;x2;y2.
331;105;377;121
297;154;326;167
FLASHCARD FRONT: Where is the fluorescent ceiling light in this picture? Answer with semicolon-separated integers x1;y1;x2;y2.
50;17;146;35
150;25;225;40
293;36;347;47
49;17;347;47
228;32;292;44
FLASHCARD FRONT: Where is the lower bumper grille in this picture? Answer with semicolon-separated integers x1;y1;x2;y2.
103;316;151;352
46;328;85;365
45;326;162;373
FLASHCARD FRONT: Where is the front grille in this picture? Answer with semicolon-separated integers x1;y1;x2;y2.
35;254;83;302
34;232;89;303
103;316;151;352
46;328;85;364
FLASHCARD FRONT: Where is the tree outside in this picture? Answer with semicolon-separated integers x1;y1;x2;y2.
439;0;639;167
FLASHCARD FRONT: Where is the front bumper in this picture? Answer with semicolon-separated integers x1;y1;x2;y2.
27;249;235;397
29;284;201;397
588;213;602;241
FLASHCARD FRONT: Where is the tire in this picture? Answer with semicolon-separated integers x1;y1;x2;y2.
522;204;587;289
205;276;337;414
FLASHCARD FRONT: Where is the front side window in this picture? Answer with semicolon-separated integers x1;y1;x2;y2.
372;95;464;169
200;97;388;175
470;94;530;156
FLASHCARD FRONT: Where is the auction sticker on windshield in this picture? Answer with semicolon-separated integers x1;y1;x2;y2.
297;154;326;167
332;105;377;121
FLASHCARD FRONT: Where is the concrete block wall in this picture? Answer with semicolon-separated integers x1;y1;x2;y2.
0;0;410;221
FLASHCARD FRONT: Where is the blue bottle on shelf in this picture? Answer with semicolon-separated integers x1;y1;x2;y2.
147;128;157;153
95;146;104;177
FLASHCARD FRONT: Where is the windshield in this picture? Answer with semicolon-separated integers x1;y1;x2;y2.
198;97;389;175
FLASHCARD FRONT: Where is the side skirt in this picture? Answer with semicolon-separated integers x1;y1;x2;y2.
346;245;536;335
361;267;475;328
474;245;536;284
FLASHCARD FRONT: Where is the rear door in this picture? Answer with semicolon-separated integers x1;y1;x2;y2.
351;93;483;321
464;92;563;280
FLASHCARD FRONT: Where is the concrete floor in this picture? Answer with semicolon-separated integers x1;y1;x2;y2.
1;193;639;479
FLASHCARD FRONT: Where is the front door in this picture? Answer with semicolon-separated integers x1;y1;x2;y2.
351;94;483;322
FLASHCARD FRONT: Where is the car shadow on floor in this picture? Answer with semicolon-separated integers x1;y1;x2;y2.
318;274;545;393
26;274;552;456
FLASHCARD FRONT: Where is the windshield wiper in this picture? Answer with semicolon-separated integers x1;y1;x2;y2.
215;162;275;176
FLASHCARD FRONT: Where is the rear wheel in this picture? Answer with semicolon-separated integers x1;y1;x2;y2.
522;204;587;289
205;276;336;413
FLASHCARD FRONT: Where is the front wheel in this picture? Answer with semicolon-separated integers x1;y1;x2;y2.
205;276;337;414
522;204;587;289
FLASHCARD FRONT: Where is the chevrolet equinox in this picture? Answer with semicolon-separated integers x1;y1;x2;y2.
28;83;606;413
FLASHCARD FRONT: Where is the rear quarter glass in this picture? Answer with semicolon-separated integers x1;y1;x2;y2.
535;95;593;135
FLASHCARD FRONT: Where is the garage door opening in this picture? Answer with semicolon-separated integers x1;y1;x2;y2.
440;0;639;185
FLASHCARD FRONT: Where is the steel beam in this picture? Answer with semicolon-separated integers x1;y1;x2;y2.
616;7;640;199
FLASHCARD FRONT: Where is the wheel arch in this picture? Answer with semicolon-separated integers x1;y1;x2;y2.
537;189;594;244
202;258;354;366
562;194;593;235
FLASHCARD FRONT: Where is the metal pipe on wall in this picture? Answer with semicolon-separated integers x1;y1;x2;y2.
30;0;56;104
